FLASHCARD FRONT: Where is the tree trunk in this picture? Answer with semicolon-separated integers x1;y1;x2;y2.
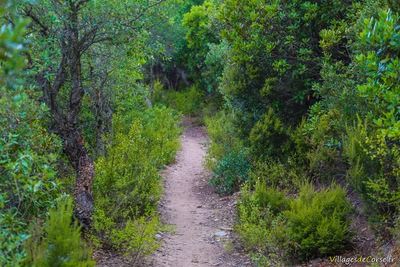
61;128;94;228
64;3;94;228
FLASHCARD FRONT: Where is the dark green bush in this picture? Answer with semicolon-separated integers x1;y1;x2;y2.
0;3;62;265
249;108;291;161
210;150;250;195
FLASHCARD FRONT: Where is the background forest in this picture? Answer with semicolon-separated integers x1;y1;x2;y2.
1;0;399;266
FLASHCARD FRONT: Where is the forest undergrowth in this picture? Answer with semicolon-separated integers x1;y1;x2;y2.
1;0;400;266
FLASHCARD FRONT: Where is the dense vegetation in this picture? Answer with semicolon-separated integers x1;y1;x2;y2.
1;0;399;266
178;0;399;265
1;0;185;265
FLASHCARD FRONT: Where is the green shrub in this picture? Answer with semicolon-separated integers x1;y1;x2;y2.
110;216;160;260
93;120;161;254
249;108;291;161
155;85;204;115
141;106;182;166
298;107;346;183
249;160;304;192
236;183;273;251
92;106;181;260
236;183;291;265
0;3;62;265
210;150;250;195
205;110;243;169
337;9;400;231
25;197;94;267
284;184;352;261
236;182;352;264
0;211;29;266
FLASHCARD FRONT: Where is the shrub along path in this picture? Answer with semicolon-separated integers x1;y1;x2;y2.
149;118;251;267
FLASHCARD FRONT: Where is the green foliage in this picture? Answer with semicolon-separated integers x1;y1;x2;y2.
0;90;62;217
210;150;250;195
284;184;352;261
0;87;62;266
298;107;347;182
217;0;355;133
0;2;27;82
205;110;243;169
337;8;400;229
154;84;204;115
92;106;181;259
110;216;160;259
25;197;94;267
0;2;63;265
182;0;219;84
237;182;290;263
203;40;230;93
237;183;352;264
2;0;400;264
249;108;291;161
0;211;28;266
249;160;304;192
356;8;400;140
195;0;400;263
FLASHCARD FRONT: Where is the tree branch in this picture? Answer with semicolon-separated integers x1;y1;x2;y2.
23;6;50;36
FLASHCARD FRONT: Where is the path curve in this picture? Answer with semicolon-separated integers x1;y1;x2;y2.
150;120;251;267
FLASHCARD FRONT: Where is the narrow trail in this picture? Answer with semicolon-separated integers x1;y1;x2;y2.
150;120;251;267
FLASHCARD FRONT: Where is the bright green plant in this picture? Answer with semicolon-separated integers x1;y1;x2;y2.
92;106;181;260
110;216;160;260
249;160;304;192
156;85;204;115
236;182;291;265
354;9;400;218
182;0;219;84
205;110;243;169
284;184;352;261
25;197;94;267
237;182;352;264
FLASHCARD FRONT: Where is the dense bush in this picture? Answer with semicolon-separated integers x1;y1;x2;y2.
249;108;291;161
205;110;253;195
210;150;250;195
296;107;346;182
154;84;204;115
92;106;181;260
284;184;352;261
25;197;94;267
352;8;400;225
249;160;304;192
182;0;219;86
236;182;290;265
0;87;62;266
0;2;62;265
204;111;243;169
237;183;352;264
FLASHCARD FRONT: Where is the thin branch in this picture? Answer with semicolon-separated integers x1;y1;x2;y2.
23;6;50;36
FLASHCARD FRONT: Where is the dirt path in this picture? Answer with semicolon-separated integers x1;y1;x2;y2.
149;120;251;267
